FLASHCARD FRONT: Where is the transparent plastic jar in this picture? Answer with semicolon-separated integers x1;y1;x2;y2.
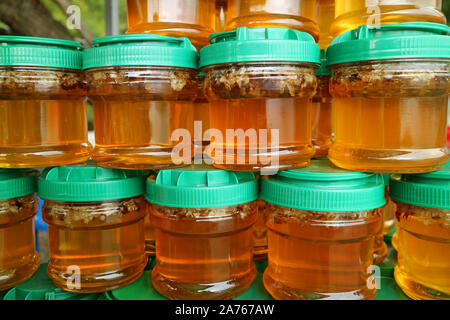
146;165;258;300
311;50;332;158
0;170;39;291
226;0;319;40
260;160;386;300
200;27;320;172
85;35;198;170
317;0;335;49
331;0;446;38
390;162;450;300
0;36;90;168
39;166;147;293
216;0;228;33
327;23;449;173
126;0;215;50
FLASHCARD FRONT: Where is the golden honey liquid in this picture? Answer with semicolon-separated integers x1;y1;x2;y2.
394;203;450;300
331;96;448;173
311;75;332;158
264;207;382;300
215;0;228;32
253;198;268;261
210;98;314;171
43;199;147;293
126;0;215;50
317;0;335;49
144;214;156;255
151;204;257;300
331;0;446;38
383;189;396;235
226;0;319;40
0;196;39;291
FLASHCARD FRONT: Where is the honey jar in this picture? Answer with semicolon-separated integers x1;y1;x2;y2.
260;159;386;300
146;165;258;299
200;27;320;172
0;169;39;291
39;166;148;293
0;36;90;168
84;34;198;170
327;23;449;173
390;161;450;300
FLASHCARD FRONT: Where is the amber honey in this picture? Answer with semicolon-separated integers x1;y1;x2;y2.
317;0;335;49
226;0;319;40
394;202;450;300
150;203;257;300
144;214;156;255
0;195;39;291
311;74;332;158
0;68;90;168
253;198;268;261
331;0;446;38
126;0;215;50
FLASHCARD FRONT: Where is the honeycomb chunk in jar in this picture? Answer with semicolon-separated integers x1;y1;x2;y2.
327;23;450;173
0;170;39;291
390;164;450;300
126;0;215;50
0;36;90;168
226;0;319;41
39;166;147;293
200;27;320;172
146;166;258;300
331;0;446;38
85;35;198;170
260;160;386;300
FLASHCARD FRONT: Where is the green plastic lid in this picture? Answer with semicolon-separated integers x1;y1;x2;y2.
260;159;386;212
38;165;146;202
3;263;99;300
199;27;320;68
327;22;450;66
382;173;391;187
0;169;36;200
315;49;331;76
83;34;198;70
146;165;258;208
390;161;450;209
0;36;83;69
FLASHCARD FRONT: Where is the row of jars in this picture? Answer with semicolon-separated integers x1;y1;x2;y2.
0;22;448;173
126;0;447;50
0;160;448;300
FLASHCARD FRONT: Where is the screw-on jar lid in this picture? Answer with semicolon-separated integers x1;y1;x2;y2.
0;169;36;200
3;263;99;300
199;27;321;68
83;34;198;70
0;36;83;69
316;49;331;76
261;159;386;212
145;165;258;208
327;22;450;67
38;165;146;202
390;161;450;209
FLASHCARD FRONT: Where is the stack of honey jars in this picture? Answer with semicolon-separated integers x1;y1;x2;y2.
0;1;448;301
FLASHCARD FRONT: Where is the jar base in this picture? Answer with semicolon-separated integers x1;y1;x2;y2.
373;241;388;265
263;269;377;300
152;264;257;300
0;144;91;168
47;259;147;293
93;145;190;170
394;267;450;300
329;145;448;173
0;253;40;292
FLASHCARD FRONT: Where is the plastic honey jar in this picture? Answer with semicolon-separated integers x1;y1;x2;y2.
331;0;447;39
0;169;39;291
200;27;320;172
38;165;148;293
327;22;450;174
317;0;335;49
0;36;90;168
225;0;319;41
390;161;450;300
146;165;258;300
126;0;216;50
260;159;386;300
84;34;198;170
